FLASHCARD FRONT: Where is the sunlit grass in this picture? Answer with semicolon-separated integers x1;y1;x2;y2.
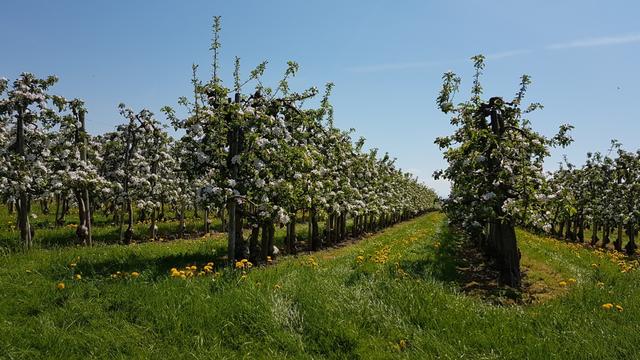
0;213;638;359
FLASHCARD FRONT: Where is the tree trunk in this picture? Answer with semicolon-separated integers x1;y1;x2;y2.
249;225;260;263
77;109;92;246
590;220;599;246
124;198;134;244
614;223;623;251
577;216;584;242
234;205;246;260
602;223;611;248
625;225;637;255
150;208;157;241
286;219;297;254
489;220;521;288
204;206;211;234
311;206;320;251
16;106;33;249
179;203;186;238
75;192;89;245
260;222;269;260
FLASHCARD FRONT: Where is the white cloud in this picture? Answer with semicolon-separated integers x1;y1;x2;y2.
347;48;530;74
485;49;532;60
547;33;640;50
346;60;441;73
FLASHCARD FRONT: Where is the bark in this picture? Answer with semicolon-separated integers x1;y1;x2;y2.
577;216;584;242
260;222;269;260
124;198;134;244
489;220;521;287
286;218;297;254
614;223;623;252
602;223;611;248
75;191;89;245
204;206;211;234
150;208;157;241
179;204;186;238
590;220;599;246
40;199;49;214
234;206;246;260
625;225;637;255
249;226;260;263
311;206;320;251
16;106;33;249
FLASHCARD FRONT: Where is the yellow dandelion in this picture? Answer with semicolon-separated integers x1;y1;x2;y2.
558;281;567;287
601;303;613;310
56;282;65;290
207;262;214;267
74;274;82;281
131;272;140;278
615;304;623;312
190;265;197;271
399;339;407;351
235;261;244;269
69;263;77;268
567;278;577;284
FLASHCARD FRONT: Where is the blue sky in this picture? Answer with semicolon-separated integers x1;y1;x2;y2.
2;0;639;195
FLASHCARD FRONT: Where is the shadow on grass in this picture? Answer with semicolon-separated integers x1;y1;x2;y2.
73;244;229;281
396;223;464;283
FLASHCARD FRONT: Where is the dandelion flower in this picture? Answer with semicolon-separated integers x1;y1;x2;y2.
56;282;65;290
131;272;140;278
615;305;623;312
399;339;407;351
558;281;567;287
567;278;577;284
601;303;613;310
74;274;82;281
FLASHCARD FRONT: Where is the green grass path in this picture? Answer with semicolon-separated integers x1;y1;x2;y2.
1;213;638;359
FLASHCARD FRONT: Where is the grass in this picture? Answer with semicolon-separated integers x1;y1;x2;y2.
0;204;223;251
0;212;638;359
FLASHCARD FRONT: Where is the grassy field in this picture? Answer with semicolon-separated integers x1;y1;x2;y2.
0;212;638;359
